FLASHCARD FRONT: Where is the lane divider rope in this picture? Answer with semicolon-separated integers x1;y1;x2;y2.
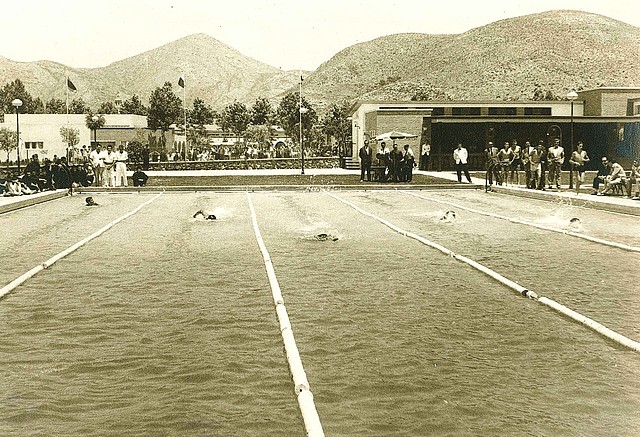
0;192;164;300
402;190;640;253
328;192;640;353
246;192;324;437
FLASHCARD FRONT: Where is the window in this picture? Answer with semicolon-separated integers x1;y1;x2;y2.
431;107;445;116
452;107;481;116
524;107;552;116
25;142;44;149
488;107;517;116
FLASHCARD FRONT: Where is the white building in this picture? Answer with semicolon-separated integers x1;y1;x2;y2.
0;114;148;163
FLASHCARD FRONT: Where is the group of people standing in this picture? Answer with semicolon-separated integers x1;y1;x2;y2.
485;137;580;192
88;144;129;187
359;141;416;182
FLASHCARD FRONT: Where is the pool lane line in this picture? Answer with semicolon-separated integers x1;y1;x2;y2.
402;191;640;253
245;192;325;437
0;192;164;301
328;192;640;353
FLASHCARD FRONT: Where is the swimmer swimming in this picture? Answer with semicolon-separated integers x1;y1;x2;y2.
440;210;456;221
193;210;217;220
85;196;98;206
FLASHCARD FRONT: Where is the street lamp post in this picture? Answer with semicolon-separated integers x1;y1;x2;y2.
91;115;99;147
299;73;306;175
567;90;578;189
11;99;23;172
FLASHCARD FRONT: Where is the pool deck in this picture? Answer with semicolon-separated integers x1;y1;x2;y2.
2;169;640;216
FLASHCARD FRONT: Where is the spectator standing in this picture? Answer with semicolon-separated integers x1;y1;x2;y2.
497;142;513;185
359;140;373;182
547;138;564;189
389;144;404;182
453;143;472;183
522;141;536;188
568;141;590;195
89;144;102;187
376;142;390;182
508;140;522;186
142;145;150;170
402;144;415;182
421;143;431;170
484;141;501;186
100;145;116;187
629;159;640;199
114;144;129;187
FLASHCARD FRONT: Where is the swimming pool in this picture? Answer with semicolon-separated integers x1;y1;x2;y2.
1;189;639;436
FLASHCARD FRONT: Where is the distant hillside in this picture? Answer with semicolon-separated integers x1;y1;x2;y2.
302;10;640;106
0;34;302;110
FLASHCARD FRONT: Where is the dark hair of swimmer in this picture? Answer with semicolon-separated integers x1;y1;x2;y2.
569;217;580;223
85;197;98;206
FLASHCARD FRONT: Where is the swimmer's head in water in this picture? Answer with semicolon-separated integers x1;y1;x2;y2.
85;196;98;206
441;210;456;220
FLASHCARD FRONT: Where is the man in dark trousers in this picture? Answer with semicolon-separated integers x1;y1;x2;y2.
359;140;373;182
389;143;404;182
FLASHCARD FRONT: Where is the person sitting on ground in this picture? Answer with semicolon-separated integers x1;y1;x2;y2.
598;159;627;196
85;196;99;206
3;176;22;196
592;157;612;194
132;167;149;187
193;210;216;220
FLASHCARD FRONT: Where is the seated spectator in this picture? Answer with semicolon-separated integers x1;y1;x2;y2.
598;159;627;196
132;167;149;187
592;157;612;194
3;177;22;196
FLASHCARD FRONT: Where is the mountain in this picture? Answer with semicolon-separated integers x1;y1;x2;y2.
302;10;640;105
0;33;302;110
1;11;639;112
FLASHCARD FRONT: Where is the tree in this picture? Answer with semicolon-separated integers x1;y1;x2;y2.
322;102;351;156
244;124;273;150
147;81;182;148
120;94;148;116
222;101;250;142
0;127;17;163
276;92;317;146
0;79;38;114
250;97;273;125
45;98;66;114
85;113;106;144
69;98;91;114
60;127;80;148
188;97;215;126
126;140;145;164
98;101;119;114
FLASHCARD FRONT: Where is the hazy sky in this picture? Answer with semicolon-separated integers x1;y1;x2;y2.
3;0;639;71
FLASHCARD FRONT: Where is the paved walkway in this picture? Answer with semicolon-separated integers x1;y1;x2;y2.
2;169;639;215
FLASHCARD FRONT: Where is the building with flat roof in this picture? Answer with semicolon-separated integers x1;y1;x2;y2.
350;87;640;171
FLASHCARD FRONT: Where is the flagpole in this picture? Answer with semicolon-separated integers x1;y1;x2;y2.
299;70;305;175
183;76;187;161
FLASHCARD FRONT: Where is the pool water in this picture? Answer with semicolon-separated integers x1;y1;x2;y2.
1;190;639;436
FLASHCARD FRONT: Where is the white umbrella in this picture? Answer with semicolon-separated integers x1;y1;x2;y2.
374;131;418;142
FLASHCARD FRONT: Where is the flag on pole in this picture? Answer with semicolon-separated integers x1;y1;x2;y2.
178;77;185;88
67;78;77;92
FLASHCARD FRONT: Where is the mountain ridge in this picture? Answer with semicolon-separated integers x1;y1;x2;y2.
0;10;638;111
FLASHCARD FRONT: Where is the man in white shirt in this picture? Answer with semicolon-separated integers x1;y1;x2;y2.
99;145;116;187
114;145;129;187
89;144;102;187
547;138;564;189
421;143;431;170
453;143;472;183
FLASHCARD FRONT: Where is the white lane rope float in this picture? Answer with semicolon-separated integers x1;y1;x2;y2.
328;192;640;353
404;190;640;252
246;192;324;437
0;192;164;300
402;190;640;253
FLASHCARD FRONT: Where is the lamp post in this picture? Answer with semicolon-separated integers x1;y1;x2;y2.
299;73;306;175
11;99;22;172
91;115;99;147
567;90;578;189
